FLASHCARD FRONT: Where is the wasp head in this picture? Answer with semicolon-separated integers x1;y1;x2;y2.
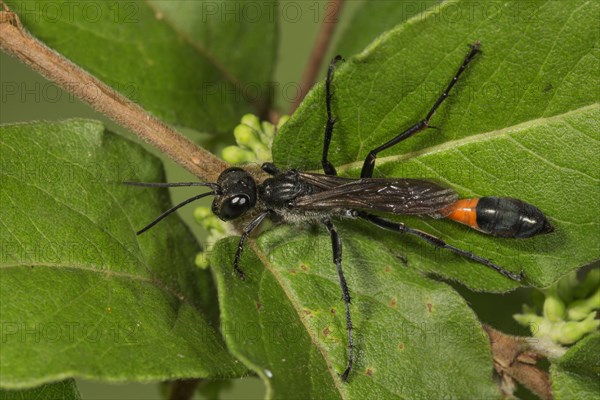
212;168;257;221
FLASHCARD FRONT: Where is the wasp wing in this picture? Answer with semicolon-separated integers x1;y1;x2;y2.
296;173;458;217
297;172;357;189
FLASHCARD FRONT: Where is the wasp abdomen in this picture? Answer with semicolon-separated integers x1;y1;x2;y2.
444;197;554;238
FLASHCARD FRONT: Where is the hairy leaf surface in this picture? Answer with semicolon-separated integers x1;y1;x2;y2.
213;235;500;399
0;120;245;388
551;333;600;400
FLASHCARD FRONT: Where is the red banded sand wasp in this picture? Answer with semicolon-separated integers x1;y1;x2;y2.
126;43;553;381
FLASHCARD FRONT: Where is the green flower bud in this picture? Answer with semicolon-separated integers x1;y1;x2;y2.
567;288;600;321
195;252;210;269
558;312;599;344
513;312;539;327
253;144;272;162
567;299;591;321
194;206;212;223
543;294;566;322
549;321;565;342
240;114;261;131
205;219;224;233
260;121;275;141
194;207;227;234
222;146;256;164
233;124;259;148
515;269;599;346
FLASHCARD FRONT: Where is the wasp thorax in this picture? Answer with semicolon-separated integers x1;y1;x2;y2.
211;168;257;221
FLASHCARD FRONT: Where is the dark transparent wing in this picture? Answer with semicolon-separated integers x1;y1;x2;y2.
296;174;458;216
298;172;357;189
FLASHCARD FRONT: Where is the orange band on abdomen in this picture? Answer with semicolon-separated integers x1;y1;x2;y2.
443;198;480;229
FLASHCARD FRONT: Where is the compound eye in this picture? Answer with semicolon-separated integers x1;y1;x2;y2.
220;195;251;220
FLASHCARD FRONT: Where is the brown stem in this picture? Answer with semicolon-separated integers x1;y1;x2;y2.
0;3;228;183
484;325;553;400
289;0;344;114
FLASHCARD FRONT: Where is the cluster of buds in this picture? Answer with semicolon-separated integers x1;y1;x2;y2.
195;114;287;268
221;113;288;165
514;268;599;345
194;206;231;269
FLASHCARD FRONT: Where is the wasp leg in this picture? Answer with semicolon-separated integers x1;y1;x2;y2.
361;43;481;178
359;212;524;282
322;55;344;176
323;219;354;382
233;212;270;279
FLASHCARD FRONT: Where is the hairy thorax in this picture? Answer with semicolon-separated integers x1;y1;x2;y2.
258;170;355;223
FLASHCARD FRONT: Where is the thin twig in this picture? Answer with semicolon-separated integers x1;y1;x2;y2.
289;0;344;114
0;3;228;183
484;325;553;400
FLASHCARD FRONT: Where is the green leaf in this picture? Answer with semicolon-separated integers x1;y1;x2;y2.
551;333;600;400
5;0;277;133
0;120;245;389
274;0;600;291
0;379;81;400
335;0;441;57
212;233;502;399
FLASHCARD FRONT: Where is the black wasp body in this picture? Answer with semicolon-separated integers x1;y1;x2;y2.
126;43;553;382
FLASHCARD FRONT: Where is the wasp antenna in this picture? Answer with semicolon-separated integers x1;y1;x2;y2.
136;191;215;235
124;181;220;191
